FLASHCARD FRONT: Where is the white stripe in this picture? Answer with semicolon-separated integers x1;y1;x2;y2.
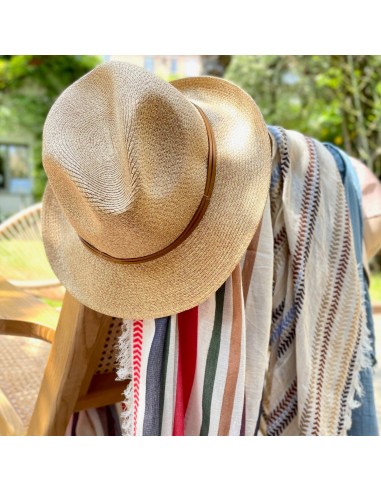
208;275;233;435
184;294;216;435
244;199;273;435
160;314;178;435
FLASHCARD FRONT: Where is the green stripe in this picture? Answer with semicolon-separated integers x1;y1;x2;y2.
200;283;226;435
158;316;171;433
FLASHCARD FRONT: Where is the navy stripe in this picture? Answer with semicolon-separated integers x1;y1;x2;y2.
142;317;169;435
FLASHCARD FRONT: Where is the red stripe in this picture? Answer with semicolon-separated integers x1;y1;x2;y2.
173;346;184;435
132;319;143;436
173;306;198;436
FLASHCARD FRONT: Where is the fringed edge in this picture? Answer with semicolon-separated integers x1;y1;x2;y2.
115;319;134;436
342;262;374;435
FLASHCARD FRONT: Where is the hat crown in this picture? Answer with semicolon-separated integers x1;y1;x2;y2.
43;61;209;258
42;62;272;319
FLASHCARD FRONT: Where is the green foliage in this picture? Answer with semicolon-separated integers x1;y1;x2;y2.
0;55;100;198
40;297;63;309
370;271;381;303
0;239;55;280
225;55;381;177
3;55;381;198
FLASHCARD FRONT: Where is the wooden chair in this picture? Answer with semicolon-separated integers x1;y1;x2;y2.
0;276;128;435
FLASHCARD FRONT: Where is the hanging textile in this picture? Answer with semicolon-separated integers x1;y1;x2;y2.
263;127;371;435
115;127;371;436
324;142;378;436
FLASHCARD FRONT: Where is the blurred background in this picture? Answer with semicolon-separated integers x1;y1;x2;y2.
2;55;381;207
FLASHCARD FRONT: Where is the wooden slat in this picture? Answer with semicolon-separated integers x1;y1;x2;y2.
77;315;118;397
27;292;115;435
0;387;25;436
0;320;55;343
75;373;128;412
0;276;58;343
0;276;59;333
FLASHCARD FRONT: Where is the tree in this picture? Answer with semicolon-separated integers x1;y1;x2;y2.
201;55;232;77
225;55;381;177
0;55;100;198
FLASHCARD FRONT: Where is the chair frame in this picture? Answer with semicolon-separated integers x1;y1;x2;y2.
0;277;127;436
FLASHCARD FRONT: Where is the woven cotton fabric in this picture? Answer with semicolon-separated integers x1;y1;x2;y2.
115;127;371;436
117;199;274;436
65;404;123;436
263;127;371;436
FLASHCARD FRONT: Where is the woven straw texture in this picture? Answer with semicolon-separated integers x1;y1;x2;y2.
0;335;50;429
42;61;271;318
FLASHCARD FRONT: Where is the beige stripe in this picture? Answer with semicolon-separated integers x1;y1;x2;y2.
218;264;243;435
244;199;274;435
229;298;246;435
242;218;263;304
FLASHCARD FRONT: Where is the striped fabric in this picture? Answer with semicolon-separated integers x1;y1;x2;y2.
115;127;371;436
117;199;274;436
264;127;371;436
66;403;123;436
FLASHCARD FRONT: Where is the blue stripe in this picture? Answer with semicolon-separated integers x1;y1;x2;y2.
271;305;295;344
142;317;169;435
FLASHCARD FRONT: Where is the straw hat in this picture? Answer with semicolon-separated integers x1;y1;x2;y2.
42;61;271;318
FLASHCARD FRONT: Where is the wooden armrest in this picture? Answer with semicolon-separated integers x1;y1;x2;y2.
0;276;59;343
0;319;56;343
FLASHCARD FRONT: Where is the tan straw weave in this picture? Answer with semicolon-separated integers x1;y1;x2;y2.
42;61;271;318
0;335;50;429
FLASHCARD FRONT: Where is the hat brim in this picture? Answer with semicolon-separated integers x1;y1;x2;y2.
42;76;271;319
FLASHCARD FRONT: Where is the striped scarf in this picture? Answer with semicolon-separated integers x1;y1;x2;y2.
116;127;371;436
117;199;274;436
264;127;371;435
66;404;123;436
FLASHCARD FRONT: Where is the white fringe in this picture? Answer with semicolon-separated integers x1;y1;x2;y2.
342;262;374;434
116;319;134;436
